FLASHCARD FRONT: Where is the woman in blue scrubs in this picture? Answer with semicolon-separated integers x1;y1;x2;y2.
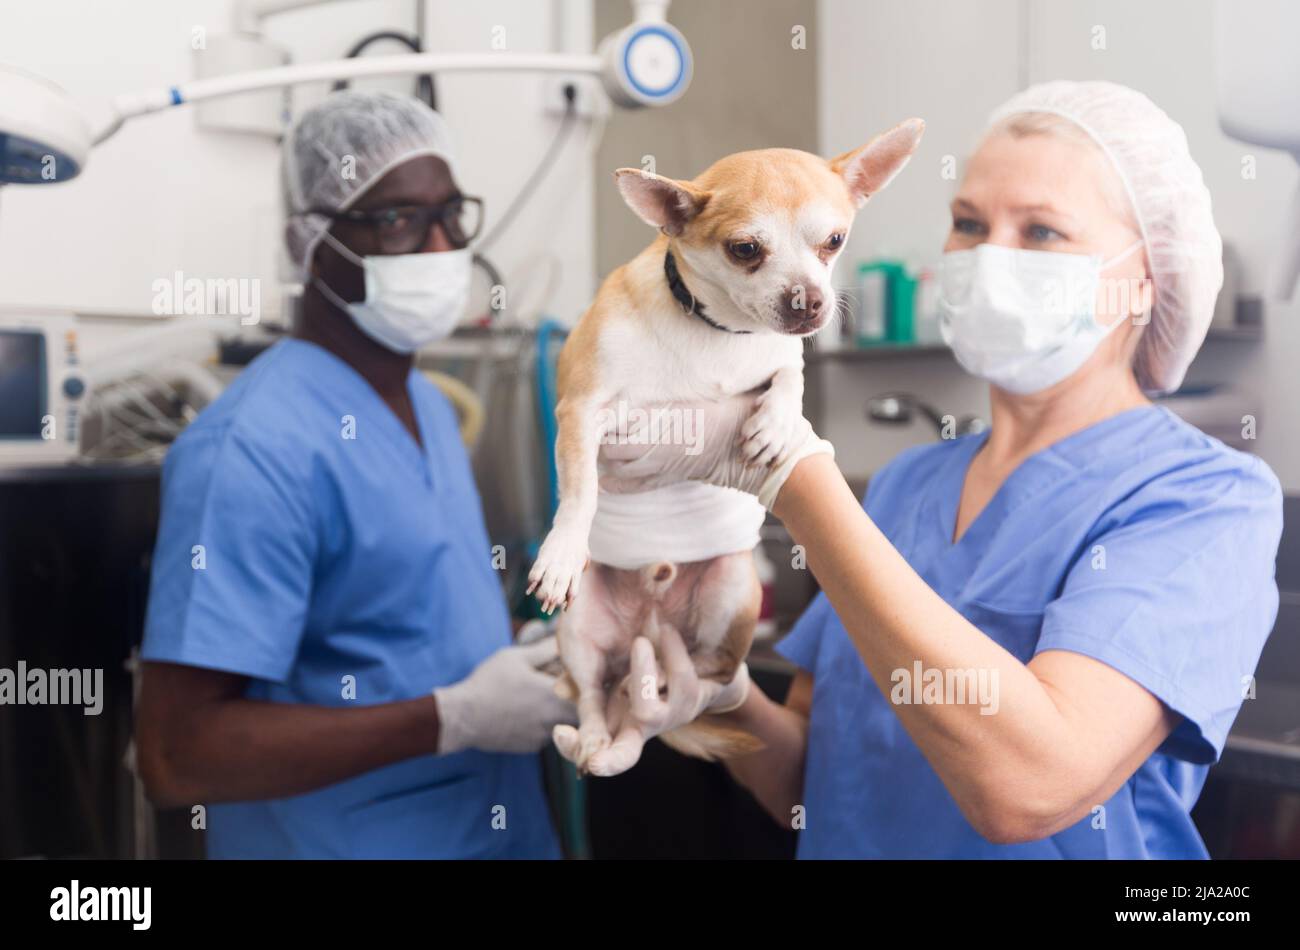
605;81;1283;858
134;92;573;859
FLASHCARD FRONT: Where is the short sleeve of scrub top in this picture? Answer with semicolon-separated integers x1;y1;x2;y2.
776;406;1282;859
142;339;560;859
1036;448;1282;764
143;422;316;682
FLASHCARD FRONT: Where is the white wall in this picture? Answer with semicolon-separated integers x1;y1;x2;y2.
817;0;1300;489
414;0;597;325
814;0;1023;479
0;0;598;331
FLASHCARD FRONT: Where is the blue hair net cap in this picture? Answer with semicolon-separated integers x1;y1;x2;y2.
988;80;1224;395
282;90;458;279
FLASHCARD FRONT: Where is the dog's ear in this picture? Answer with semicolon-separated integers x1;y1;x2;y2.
614;169;710;236
830;118;925;208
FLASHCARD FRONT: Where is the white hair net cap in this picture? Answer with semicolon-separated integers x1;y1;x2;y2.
282;90;458;279
988;80;1223;394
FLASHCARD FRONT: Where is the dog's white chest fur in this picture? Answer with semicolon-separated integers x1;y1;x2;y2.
598;305;803;405
583;303;798;569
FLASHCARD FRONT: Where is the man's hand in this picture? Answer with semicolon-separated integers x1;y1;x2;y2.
599;389;833;510
434;638;577;755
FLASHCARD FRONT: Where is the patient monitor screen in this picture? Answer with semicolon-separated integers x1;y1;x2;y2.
0;329;46;438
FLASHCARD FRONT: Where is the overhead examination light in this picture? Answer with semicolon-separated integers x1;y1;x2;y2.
0;0;692;186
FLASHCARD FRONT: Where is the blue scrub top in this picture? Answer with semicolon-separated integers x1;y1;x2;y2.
143;339;560;859
778;405;1282;859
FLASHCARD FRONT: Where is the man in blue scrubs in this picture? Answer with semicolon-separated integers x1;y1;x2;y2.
135;92;572;859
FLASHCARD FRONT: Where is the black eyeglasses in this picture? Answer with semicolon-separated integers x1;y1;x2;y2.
313;195;484;254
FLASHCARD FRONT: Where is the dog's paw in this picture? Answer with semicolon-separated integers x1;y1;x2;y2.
585;741;645;777
740;390;798;467
553;722;613;776
576;728;612;772
552;724;581;763
526;529;590;615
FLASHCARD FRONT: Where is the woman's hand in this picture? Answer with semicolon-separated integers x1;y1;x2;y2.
552;628;750;776
598;390;834;510
622;632;751;734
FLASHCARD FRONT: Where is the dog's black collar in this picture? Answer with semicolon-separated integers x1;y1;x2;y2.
663;251;751;335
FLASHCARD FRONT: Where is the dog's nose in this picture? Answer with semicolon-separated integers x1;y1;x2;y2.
780;285;825;329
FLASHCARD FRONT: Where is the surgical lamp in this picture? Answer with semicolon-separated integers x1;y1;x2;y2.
0;0;692;186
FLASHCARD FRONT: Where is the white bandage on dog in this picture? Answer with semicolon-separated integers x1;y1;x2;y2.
588;483;765;569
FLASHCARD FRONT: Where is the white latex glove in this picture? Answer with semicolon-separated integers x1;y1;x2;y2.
625;631;751;732
599;390;834;510
433;638;577;755
553;628;751;776
516;617;556;645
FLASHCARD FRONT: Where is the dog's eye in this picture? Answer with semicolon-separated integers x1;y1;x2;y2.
728;240;761;261
826;233;845;250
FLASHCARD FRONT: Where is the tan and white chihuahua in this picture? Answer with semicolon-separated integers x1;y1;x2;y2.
528;119;925;776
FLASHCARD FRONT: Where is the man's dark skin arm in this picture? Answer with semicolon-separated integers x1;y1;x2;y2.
137;155;467;809
136;662;443;807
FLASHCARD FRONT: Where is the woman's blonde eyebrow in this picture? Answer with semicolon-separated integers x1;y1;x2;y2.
949;197;1081;233
1009;202;1070;216
954;197;1078;222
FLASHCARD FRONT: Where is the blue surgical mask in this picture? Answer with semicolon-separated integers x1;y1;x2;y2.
936;240;1144;395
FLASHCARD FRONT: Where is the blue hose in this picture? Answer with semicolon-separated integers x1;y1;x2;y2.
535;318;563;518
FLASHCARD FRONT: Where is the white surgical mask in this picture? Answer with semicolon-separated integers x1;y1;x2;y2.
936;240;1144;395
313;229;471;354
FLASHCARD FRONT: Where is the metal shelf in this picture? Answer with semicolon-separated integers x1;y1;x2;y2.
805;324;1263;362
1204;325;1263;342
806;342;952;363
